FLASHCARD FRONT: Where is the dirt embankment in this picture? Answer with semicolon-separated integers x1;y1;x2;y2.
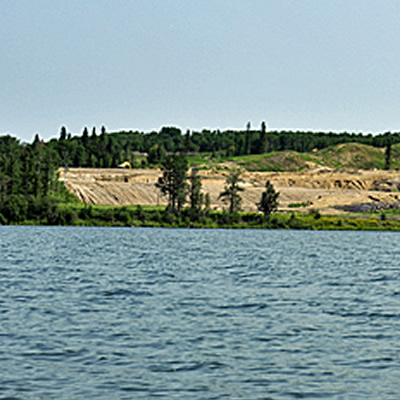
59;167;400;214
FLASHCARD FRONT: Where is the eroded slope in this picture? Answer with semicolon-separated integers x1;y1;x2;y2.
59;167;400;214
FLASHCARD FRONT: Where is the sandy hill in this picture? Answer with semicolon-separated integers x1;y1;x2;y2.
59;166;400;214
315;143;386;170
231;142;393;172
58;142;400;214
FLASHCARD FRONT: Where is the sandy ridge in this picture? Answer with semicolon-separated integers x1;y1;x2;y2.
59;168;400;214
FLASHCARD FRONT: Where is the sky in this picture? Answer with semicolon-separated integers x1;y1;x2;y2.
2;0;400;142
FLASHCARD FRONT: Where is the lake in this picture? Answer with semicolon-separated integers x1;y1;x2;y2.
1;226;400;399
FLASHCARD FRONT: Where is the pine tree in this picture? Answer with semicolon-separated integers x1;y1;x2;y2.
258;180;279;218
33;133;41;147
385;136;392;170
156;154;189;213
189;167;203;212
245;121;252;155
260;121;267;154
59;126;67;141
219;169;244;213
82;126;89;147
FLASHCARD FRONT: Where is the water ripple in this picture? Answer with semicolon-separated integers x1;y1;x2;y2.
1;227;400;399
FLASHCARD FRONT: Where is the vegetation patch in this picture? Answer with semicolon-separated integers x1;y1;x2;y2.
2;126;400;230
288;202;309;208
316;143;385;170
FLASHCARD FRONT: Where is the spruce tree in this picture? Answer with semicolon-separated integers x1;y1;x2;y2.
245;121;252;155
385;136;392;170
258;180;279;218
260;121;267;153
156;154;188;213
189;167;203;212
219;169;244;213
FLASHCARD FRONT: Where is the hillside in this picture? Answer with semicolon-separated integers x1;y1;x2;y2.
214;142;399;172
315;142;386;170
58;142;400;214
221;151;318;172
60;167;400;215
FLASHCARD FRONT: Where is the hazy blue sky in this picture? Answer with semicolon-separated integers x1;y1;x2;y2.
2;0;400;142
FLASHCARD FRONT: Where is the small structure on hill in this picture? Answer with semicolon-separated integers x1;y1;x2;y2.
118;161;132;169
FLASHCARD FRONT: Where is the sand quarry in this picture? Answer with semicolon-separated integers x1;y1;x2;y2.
59;167;400;214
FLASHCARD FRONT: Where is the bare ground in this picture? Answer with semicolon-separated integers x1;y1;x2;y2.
59;167;400;214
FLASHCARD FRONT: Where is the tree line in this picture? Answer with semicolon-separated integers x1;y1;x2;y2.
0;123;397;224
0;135;62;223
39;124;400;169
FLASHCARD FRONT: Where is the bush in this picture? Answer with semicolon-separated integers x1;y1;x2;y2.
115;206;132;225
310;209;321;219
0;213;6;225
0;195;28;223
135;205;146;222
79;205;93;219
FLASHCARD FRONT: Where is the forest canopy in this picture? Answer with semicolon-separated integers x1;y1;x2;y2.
29;124;400;169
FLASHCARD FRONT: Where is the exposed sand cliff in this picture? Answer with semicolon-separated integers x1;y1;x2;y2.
59;167;400;214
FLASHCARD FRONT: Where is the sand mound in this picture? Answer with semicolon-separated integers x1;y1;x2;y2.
59;168;400;214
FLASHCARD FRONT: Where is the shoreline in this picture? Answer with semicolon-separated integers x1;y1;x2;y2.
4;205;400;231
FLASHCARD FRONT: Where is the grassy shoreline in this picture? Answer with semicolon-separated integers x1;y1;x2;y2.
7;202;400;231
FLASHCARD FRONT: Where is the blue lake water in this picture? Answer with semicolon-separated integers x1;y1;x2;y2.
1;226;400;399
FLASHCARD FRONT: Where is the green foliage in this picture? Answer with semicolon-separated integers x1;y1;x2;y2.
5;122;400;227
189;167;203;214
310;209;322;219
258;181;279;218
219;168;244;213
147;144;166;165
4;195;400;230
28;124;400;172
288;202;308;208
223;151;319;172
204;193;211;213
155;154;189;213
317;143;385;170
0;135;60;224
135;205;146;222
385;136;392;170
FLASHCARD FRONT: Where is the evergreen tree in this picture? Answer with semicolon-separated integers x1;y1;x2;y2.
82;126;89;147
258;180;279;218
245;121;252;155
59;126;67;141
385;135;392;170
204;193;211;213
189;167;203;212
219;169;244;213
185;129;191;152
33;133;41;147
155;154;188;213
260;121;267;153
0;136;58;223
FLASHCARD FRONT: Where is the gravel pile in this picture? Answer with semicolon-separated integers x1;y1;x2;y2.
336;202;400;213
